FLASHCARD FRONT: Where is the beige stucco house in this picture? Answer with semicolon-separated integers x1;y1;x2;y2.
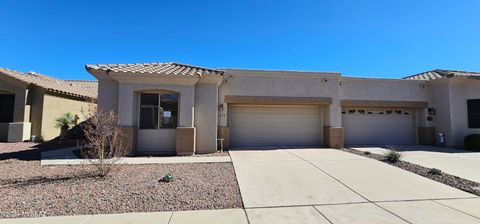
0;68;97;142
86;63;480;155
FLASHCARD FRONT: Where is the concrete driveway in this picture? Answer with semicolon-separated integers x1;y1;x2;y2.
230;148;480;223
353;145;480;183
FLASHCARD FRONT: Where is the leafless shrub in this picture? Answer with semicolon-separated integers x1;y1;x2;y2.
81;110;127;177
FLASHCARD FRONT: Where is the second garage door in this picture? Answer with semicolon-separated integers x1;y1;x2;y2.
343;108;415;145
229;105;322;148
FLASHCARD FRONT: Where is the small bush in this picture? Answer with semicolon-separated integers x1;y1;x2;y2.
364;151;372;155
428;168;442;175
160;174;174;183
464;134;480;151
383;146;402;163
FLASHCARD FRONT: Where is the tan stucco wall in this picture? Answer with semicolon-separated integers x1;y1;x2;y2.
194;83;219;153
340;77;429;101
445;78;480;146
40;93;93;140
97;79;119;113
219;70;342;127
29;87;45;138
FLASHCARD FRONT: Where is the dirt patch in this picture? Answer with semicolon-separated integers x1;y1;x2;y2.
342;148;480;196
0;160;243;218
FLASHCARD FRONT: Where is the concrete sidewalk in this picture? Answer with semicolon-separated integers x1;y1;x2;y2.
353;145;480;183
3;199;480;224
40;147;230;165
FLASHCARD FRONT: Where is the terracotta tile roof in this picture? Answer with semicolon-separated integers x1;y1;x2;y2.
403;69;480;81
85;62;224;77
0;67;97;99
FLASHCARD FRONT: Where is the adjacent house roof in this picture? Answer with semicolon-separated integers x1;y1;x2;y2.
403;69;480;81
85;62;224;77
0;67;97;99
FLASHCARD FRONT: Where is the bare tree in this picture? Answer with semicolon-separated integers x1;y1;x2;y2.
81;110;127;177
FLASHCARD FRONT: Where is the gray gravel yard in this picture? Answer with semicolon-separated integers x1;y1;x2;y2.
0;143;243;219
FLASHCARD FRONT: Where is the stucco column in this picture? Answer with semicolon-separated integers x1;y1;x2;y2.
194;83;219;153
179;85;195;127
323;98;344;148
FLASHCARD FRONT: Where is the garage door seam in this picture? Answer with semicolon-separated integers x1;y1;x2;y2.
286;150;412;224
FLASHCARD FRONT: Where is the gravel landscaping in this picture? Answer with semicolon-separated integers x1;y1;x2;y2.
0;144;243;218
342;148;480;196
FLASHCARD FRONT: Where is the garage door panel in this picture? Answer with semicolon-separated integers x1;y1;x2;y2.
343;109;415;145
230;105;322;148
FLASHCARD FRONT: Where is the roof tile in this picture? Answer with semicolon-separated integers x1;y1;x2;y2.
404;69;480;81
0;68;97;99
85;62;224;77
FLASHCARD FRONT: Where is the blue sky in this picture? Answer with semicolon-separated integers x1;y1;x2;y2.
1;0;479;80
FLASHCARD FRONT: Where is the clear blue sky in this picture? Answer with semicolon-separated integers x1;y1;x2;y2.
1;0;479;80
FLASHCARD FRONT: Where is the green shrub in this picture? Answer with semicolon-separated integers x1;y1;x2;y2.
160;173;174;183
55;112;76;129
428;168;442;175
383;147;402;163
464;134;480;151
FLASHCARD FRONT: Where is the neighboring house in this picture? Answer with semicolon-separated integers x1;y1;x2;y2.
0;68;97;142
86;63;480;155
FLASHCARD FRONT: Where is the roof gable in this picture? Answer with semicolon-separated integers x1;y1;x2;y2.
0;67;97;99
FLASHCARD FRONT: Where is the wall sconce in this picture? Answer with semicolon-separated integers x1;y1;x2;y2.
219;104;224;111
428;108;436;116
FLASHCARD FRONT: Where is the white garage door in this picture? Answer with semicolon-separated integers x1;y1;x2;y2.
229;105;322;148
343;108;415;145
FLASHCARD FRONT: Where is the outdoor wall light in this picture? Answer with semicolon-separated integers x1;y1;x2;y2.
428;108;436;115
219;104;224;111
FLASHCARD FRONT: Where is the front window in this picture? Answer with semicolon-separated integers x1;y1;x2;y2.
468;99;480;128
139;93;178;129
0;94;15;123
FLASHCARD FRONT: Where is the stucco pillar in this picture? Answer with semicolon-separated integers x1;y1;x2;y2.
323;97;344;148
179;85;195;127
217;126;230;149
8;122;31;142
176;127;196;155
323;126;344;148
13;89;28;122
120;126;136;156
194;83;218;153
117;84;135;126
